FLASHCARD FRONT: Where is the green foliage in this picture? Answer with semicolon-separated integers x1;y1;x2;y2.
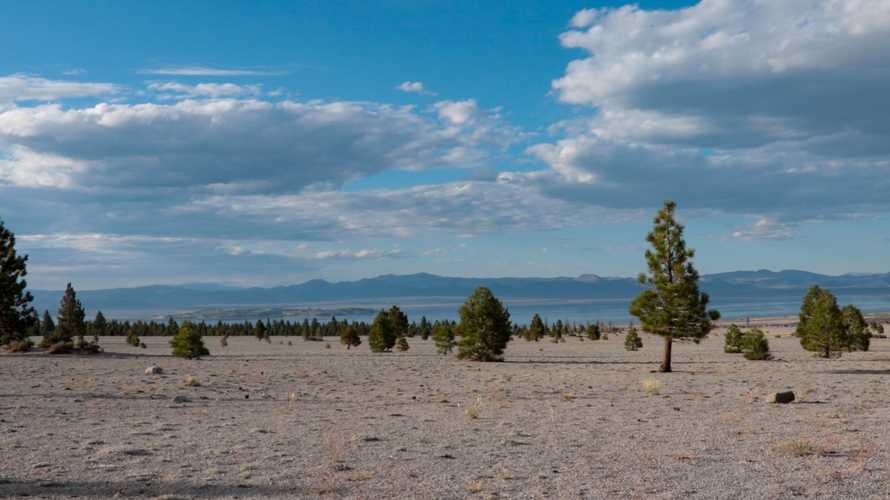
367;306;408;352
126;330;141;347
432;322;456;355
741;328;772;360
0;220;37;346
91;311;108;337
869;321;884;336
456;287;512;362
629;201;719;372
395;335;410;352
724;324;745;353
255;320;268;342
339;324;361;349
841;304;869;352
170;323;209;359
797;286;847;358
624;326;643;351
54;283;86;346
528;314;547;341
418;316;433;340
585;322;601;340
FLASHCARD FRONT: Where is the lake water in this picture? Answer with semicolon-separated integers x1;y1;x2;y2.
102;292;890;325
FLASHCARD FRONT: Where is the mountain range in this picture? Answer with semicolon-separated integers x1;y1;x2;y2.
30;270;890;315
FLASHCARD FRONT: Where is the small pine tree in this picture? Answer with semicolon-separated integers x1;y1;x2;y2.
369;310;395;352
797;286;846;358
723;324;745;353
841;304;869;352
92;311;108;337
585;322;601;341
340;324;361;349
170;323;209;359
624;325;643;351
126;330;141;347
395;335;410;352
742;328;772;360
433;322;456;355
456;287;512;362
255;320;268;342
528;314;547;342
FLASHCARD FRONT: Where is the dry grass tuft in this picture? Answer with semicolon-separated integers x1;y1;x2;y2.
562;391;577;401
640;379;663;395
466;480;484;493
775;439;824;457
184;375;201;387
464;396;483;420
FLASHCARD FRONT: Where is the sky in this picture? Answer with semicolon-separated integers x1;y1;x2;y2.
2;0;889;290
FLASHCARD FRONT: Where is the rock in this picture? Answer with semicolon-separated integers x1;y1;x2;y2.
768;391;795;404
171;395;191;404
145;366;163;375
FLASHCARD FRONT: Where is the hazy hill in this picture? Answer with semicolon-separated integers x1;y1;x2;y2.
30;270;890;314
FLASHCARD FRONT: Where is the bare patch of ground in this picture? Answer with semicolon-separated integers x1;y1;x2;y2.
2;332;889;499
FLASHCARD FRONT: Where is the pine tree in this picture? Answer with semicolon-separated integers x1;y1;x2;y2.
433;322;456;355
395;335;410;352
841;304;870;352
528;314;547;341
255;319;267;342
624;325;643;351
38;310;56;345
339;324;361;349
54;283;87;350
369;310;395;352
419;316;433;340
741;328;772;360
0;220;37;347
456;287;512;362
629;201;720;372
585;322;601;341
92;311;108;337
797;286;846;358
724;324;744;353
170;323;209;359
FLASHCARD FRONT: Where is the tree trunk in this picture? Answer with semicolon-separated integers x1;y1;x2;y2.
660;336;673;372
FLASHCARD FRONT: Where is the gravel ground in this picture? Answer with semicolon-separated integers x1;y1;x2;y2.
2;327;890;499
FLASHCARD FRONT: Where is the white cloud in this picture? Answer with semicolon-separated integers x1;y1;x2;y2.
519;0;890;224
140;66;283;76
146;82;262;99
0;74;118;103
314;249;402;260
396;81;435;95
729;217;795;241
0;96;513;192
434;99;478;125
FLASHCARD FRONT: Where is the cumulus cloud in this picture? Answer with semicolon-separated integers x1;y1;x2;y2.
396;81;435;95
435;99;478;125
522;0;890;224
0;96;514;193
0;74;118;103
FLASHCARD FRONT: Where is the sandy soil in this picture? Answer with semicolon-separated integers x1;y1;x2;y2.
2;326;890;499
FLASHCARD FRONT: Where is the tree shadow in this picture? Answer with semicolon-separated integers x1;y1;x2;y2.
821;369;890;375
0;477;317;498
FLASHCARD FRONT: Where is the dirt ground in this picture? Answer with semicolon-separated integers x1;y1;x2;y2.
2;325;890;499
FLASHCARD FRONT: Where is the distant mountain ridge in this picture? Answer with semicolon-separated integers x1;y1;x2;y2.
30;270;890;314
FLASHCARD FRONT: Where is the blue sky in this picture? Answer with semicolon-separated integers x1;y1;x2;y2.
1;0;888;289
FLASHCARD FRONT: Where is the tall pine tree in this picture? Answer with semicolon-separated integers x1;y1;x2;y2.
797;286;846;358
56;283;87;348
630;201;719;372
0;220;37;347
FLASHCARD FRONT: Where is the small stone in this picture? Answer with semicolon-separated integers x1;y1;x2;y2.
172;395;191;404
767;391;795;404
145;366;163;375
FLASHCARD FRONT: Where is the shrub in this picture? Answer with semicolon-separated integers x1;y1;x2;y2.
742;329;772;360
464;396;483;419
433;322;456;355
3;339;32;353
170;323;209;359
126;331;141;347
775;439;824;457
624;326;643;351
184;375;201;387
339;324;361;349
47;341;74;354
585;323;601;341
395;335;409;352
724;324;744;353
640;379;663;395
